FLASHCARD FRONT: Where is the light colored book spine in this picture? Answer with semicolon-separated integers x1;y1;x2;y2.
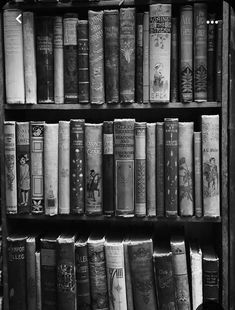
54;16;64;104
179;122;194;216
44;124;58;215
143;12;149;103
4;121;17;213
190;243;203;310
123;239;134;310
58;121;70;214
23;12;37;104
3;9;25;104
194;132;202;217
149;4;172;102
35;252;42;310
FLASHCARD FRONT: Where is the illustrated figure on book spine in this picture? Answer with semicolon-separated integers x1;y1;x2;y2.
18;154;30;207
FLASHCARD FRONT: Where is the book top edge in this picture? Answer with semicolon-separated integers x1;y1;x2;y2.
57;234;76;243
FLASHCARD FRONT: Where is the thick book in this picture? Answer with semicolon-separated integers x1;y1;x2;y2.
85;123;103;215
44;124;59;215
170;17;179;102
143;12;149;103
120;8;136;103
156;122;164;217
88;10;105;104
35;252;42;310
3;9;25;104
123;238;134;310
136;12;144;103
190;242;203;310
104;10;119;103
4;121;17;214
114;119;135;217
202;115;220;217
194;132;202;217
149;4;172;102
16;122;31;214
54;16;64;104
216;20;222;102
207;14;216;102
70;119;85;214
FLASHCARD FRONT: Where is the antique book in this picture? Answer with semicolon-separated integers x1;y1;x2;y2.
202;115;220;217
85;123;103;214
194;3;207;102
170;235;191;310
89;10;105;104
135;122;146;216
3;9;25;104
120;8;136;103
44;124;59;215
54;16;64;104
179;122;194;216
207;14;216;101
16;122;30;214
104;10;119;103
103;121;114;216
190;242;203;310
23;11;37;104
35;252;42;310
149;4;172;102
77;20;89;103
70;119;85;214
57;234;76;310
194;132;202;217
114;119;135;217
30;121;45;214
136;12;144;103
143;12;149;103
123;238;134;310
216;20;222;102
58;121;70;214
7;235;27;310
180;5;193;103
170;17;179;102
36;16;54;103
164;118;178;217
63;13;78;103
87;233;109;310
146;123;156;216
156;122;164;217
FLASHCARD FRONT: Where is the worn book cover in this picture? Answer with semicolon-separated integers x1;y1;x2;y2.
143;12;150;103
190;242;203;310
156;122;164;217
216;20;222;102
35;252;41;310
170;17;178;102
207;14;216;101
136;12;144;103
194;132;202;217
123;238;134;310
54;16;64;104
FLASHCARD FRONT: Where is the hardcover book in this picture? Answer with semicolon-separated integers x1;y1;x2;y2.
190;242;203;310
136;12;144;103
216;20;222;102
143;12;150;103
156;122;164;217
123;238;134;310
35;252;42;310
207;14;216;101
54;16;64;104
170;17;179;102
194;132;202;217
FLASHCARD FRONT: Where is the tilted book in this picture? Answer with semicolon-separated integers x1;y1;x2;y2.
54;16;64;104
194;132;202;217
143;12;150;103
170;17;179;102
136;12;144;103
216;20;222;102
35;252;42;310
190;242;203;310
123;238;134;310
207;14;216;102
156;122;164;217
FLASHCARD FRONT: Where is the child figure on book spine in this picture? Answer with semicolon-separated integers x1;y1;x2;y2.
18;154;30;206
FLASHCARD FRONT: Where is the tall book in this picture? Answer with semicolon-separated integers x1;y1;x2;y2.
143;12;149;103
63;13;78;103
120;8;135;103
194;132;202;217
156;122;164;217
4;121;17;214
114;119;135;217
123;238;134;310
88;10;105;104
207;14;216;101
216;20;222;102
23;11;37;104
54;16;64;104
180;5;193;103
170;17;179;102
202;115;220;217
149;4;172;103
35;252;42;310
136;12;144;103
70;119;85;214
190;242;203;310
104;10;119;104
85;123;103;215
44;124;59;215
3;9;25;104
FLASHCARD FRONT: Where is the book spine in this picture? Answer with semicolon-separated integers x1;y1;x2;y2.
4;121;17;214
164;118;178;217
54;16;64;104
170;17;178;102
63;14;78;103
190;245;203;310
123;240;134;310
146;123;156;216
203;251;219;302
23;11;37;104
70;119;85;214
85;124;103;214
103;121;114;216
77;20;89;104
216;20;222;102
135;122;146;216
35;252;42;310
136;12;144;103
207;15;216;101
143;12;149;103
180;5;193;103
3;9;25;104
202;115;220;217
194;132;202;217
194;3;207;102
26;237;37;310
44;124;59;215
179;122;194;216
120;8;136;103
114;119;135;217
30;121;44;214
156;122;164;217
36;16;54;103
89;10;105;104
104;10;119;103
58;121;70;214
16;122;31;214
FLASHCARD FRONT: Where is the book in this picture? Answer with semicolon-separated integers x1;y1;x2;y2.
44;124;59;215
35;252;42;310
120;8;136;103
4;121;17;214
85;123;103;215
202;115;220;217
149;4;172;102
156;122;164;217
3;9;25;104
194;132;202;217
104;10;119;104
114;119;135;217
123;238;134;310
170;17;179;102
54;16;64;104
207;14;216;102
216;20;222;102
136;12;144;103
190;242;203;310
143;12;150;103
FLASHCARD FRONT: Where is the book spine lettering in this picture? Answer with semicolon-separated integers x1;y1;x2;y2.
143;12;149;103
136;13;144;103
156;122;164;217
170;17;178;102
194;132;202;217
207;15;216;101
216;20;222;102
54;16;64;104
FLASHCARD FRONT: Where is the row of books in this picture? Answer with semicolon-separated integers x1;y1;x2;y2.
7;232;220;310
3;4;222;105
4;115;220;218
